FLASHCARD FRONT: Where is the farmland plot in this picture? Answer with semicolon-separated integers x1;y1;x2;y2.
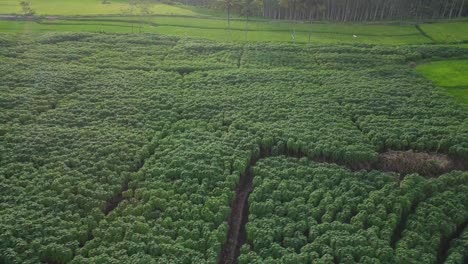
0;33;467;263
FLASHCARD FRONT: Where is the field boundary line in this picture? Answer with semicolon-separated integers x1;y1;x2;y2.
237;45;245;68
415;24;436;42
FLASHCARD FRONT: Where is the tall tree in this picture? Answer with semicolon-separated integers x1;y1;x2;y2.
19;1;35;16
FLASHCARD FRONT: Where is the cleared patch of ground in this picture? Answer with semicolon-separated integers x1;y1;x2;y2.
377;150;465;178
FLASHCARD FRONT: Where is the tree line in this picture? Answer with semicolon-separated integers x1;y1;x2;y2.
176;0;467;21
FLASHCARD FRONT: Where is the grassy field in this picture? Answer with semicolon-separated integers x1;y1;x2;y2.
0;0;200;16
417;60;468;105
0;19;144;34
420;21;468;43
2;0;468;45
0;18;432;45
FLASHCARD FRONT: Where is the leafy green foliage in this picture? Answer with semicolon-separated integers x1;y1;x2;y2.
19;1;35;16
0;33;467;263
241;158;467;263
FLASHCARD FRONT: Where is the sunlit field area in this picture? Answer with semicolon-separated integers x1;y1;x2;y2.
0;0;199;16
417;60;468;105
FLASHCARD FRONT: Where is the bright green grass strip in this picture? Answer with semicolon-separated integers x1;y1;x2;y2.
0;0;198;16
0;20;151;33
417;60;468;87
0;18;430;45
420;21;468;43
417;60;468;105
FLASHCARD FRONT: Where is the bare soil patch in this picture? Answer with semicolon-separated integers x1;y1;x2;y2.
377;150;465;178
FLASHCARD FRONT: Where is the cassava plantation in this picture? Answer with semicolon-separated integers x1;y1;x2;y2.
0;1;467;264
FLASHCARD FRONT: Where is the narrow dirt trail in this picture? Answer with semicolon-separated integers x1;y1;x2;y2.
415;24;436;42
437;219;468;264
104;180;129;215
218;168;254;264
390;197;424;249
218;147;275;264
71;139;155;259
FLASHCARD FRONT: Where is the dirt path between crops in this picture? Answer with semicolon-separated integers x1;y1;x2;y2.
437;219;468;264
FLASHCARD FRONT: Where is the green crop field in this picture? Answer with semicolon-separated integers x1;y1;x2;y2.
1;0;468;263
417;60;468;105
1;32;467;264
